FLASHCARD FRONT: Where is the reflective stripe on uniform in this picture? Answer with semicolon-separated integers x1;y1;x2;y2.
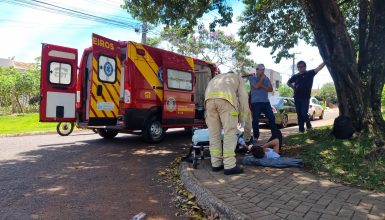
210;149;222;156
239;111;250;117
223;150;235;157
230;111;239;116
206;92;235;106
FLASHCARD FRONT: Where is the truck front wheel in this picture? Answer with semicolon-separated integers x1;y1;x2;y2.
143;116;165;143
97;129;118;139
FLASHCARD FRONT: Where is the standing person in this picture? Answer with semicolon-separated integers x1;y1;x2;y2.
241;73;253;146
287;61;325;133
205;70;250;175
250;64;277;143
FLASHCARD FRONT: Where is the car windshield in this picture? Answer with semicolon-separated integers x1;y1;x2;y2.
269;96;284;108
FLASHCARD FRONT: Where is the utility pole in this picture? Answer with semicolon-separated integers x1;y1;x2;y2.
291;52;301;75
141;22;147;44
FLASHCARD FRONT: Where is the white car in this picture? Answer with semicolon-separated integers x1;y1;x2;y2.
308;97;324;120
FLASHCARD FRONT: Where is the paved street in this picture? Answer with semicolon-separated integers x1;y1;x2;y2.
0;130;191;219
262;108;339;135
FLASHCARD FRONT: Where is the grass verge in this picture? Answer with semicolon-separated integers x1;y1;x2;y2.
0;113;57;135
283;127;385;192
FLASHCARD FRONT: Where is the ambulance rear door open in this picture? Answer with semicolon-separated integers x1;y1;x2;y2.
88;33;121;126
40;43;78;122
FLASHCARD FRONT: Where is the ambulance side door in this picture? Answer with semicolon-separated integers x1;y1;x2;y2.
162;54;195;125
40;43;78;122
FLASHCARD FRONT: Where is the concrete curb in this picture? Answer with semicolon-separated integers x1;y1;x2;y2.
179;162;250;220
0;129;90;138
0;131;57;137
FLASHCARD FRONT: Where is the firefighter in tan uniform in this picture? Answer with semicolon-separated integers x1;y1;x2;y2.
242;74;253;145
205;71;250;175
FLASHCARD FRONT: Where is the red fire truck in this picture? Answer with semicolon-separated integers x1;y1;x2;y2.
40;33;217;142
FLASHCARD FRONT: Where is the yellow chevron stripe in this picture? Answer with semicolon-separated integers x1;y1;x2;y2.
89;67;99;118
92;79;114;118
106;57;120;116
116;56;121;79
92;58;114;118
114;57;121;96
101;82;119;115
90;88;101;118
89;95;98;117
185;57;194;71
132;42;159;75
128;42;163;101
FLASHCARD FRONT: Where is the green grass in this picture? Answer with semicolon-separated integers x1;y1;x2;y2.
283;127;385;192
0;113;58;134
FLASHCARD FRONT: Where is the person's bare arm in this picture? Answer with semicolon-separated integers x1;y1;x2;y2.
262;138;280;153
261;81;273;92
251;75;265;89
314;62;326;73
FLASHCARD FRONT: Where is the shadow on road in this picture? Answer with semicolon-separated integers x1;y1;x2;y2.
0;130;193;219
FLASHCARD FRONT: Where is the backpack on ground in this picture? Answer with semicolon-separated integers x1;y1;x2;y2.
332;116;354;139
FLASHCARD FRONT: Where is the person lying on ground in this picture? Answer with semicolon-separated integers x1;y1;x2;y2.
250;143;280;159
236;129;282;155
252;129;282;158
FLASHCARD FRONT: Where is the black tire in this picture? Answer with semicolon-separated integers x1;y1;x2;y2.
320;110;324;119
279;114;288;128
56;122;74;136
97;129;118;139
92;128;98;133
142;116;165;143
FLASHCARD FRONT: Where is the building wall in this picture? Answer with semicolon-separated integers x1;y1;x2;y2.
0;58;33;72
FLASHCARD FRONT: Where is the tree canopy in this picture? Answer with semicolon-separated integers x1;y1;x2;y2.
0;58;40;113
318;82;337;104
122;0;233;35
123;0;385;137
278;84;293;98
149;26;255;73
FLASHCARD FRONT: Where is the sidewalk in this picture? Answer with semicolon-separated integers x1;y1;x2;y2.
180;132;385;220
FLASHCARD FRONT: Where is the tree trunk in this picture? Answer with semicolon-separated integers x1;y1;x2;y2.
299;0;367;131
367;0;385;135
15;95;24;114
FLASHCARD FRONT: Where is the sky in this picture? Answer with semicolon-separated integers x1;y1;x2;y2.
0;0;333;88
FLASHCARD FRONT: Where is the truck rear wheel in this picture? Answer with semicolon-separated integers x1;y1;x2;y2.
56;122;74;136
143;116;165;143
97;129;118;139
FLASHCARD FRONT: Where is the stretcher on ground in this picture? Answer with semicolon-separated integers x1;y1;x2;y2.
182;128;211;169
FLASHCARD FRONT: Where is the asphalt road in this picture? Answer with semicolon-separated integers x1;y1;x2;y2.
0;108;338;219
260;108;339;134
0;129;192;220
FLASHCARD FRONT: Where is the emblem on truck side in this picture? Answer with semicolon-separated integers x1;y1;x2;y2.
103;61;114;77
166;97;176;112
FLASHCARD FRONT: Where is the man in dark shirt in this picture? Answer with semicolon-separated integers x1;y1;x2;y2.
287;61;325;133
